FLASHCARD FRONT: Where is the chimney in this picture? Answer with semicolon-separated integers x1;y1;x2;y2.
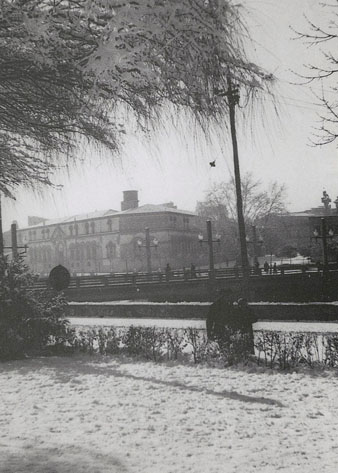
28;216;47;226
121;190;139;211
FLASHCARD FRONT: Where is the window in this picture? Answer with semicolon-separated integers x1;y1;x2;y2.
85;222;89;234
107;219;113;232
106;241;116;259
69;225;73;236
70;246;75;260
90;222;95;234
74;223;79;236
169;216;177;226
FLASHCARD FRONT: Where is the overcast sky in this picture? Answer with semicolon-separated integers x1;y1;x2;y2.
3;0;338;230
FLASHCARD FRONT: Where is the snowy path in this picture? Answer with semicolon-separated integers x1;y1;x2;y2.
1;356;338;472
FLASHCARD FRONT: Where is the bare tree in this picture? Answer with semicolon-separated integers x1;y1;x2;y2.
295;2;338;146
196;174;287;262
197;173;287;226
0;0;274;199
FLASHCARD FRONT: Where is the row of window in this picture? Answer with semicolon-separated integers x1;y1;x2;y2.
25;216;192;242
25;219;115;241
29;247;52;263
29;242;117;264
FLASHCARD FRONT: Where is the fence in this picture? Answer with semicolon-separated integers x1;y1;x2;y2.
33;265;324;291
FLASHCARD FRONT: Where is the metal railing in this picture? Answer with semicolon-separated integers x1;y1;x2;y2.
31;264;333;291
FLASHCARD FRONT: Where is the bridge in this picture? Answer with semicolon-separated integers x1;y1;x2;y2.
32;266;338;302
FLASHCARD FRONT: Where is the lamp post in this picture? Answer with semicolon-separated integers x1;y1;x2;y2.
3;222;28;257
312;218;334;277
245;225;263;268
137;227;159;274
198;220;221;279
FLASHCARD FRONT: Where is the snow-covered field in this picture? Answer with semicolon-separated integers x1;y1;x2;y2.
1;355;338;472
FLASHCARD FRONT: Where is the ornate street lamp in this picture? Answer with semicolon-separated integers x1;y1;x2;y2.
246;225;263;267
137;228;159;274
198;220;221;279
312;218;334;277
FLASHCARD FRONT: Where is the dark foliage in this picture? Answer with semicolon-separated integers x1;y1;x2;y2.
0;255;71;359
0;0;273;198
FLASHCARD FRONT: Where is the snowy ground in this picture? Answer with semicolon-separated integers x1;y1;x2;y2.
1;355;338;473
69;317;338;333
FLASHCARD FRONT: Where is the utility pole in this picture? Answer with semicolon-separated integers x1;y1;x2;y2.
226;76;250;290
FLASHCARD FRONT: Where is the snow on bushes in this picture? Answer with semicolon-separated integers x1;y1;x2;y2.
67;325;338;370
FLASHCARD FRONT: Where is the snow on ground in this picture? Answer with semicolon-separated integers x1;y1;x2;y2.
69;317;338;333
1;355;338;473
68;301;211;306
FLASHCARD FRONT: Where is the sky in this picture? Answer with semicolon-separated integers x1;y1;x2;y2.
3;0;338;231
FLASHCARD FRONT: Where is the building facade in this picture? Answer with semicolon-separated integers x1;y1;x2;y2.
11;191;203;275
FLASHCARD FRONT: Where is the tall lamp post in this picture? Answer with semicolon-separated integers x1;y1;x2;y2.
246;225;263;268
312;218;334;277
3;222;28;257
198;220;221;279
137;227;159;274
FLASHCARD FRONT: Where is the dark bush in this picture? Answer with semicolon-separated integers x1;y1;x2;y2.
0;255;70;359
121;326;166;361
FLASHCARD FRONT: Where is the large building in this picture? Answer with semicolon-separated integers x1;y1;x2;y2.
10;191;205;275
265;191;338;259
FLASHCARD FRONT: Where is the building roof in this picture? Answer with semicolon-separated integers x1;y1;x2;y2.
21;209;118;230
120;204;196;216
18;203;196;231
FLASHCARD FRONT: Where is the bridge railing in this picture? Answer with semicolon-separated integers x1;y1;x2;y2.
30;264;327;291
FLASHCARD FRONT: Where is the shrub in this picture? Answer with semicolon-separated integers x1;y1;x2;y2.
122;326;166;361
164;328;186;361
0;255;70;359
324;335;338;367
184;327;209;364
254;331;338;370
216;328;254;366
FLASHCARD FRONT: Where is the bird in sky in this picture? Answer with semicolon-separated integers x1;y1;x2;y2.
209;160;216;167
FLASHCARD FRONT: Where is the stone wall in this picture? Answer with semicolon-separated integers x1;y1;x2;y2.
66;302;338;322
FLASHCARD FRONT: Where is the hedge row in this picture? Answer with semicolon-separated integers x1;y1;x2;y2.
48;325;338;369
